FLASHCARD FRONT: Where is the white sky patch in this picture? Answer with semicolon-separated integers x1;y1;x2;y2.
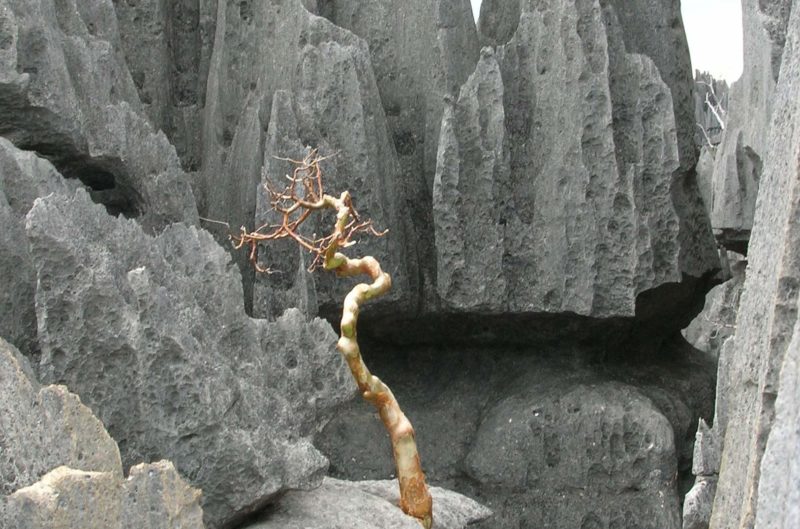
469;0;744;82
682;0;743;81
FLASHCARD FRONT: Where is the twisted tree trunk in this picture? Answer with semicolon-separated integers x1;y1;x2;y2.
324;194;433;529
233;162;433;527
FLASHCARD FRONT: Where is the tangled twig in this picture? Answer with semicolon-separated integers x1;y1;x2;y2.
230;150;386;272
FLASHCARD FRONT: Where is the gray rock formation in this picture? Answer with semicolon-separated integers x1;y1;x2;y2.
696;146;716;216
4;462;204;529
603;0;697;173
433;1;717;317
477;0;522;45
25;189;353;528
479;0;697;173
682;419;720;529
0;0;198;231
248;477;490;529
701;3;800;528
200;0;412;315
465;381;679;529
318;0;480;311
318;340;716;529
0;138;72;360
0;337;122;496
682;252;746;360
111;0;218;170
1;337;204;529
708;0;792;249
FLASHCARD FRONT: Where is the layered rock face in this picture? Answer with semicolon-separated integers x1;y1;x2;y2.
697;4;800;529
707;0;792;249
434;0;717;317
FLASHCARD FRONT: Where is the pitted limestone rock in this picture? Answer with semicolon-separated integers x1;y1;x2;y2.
247;477;490;529
0;0;197;231
25;189;352;527
433;0;717;318
4;462;204;529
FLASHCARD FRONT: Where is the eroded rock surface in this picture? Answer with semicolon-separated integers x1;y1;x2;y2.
706;3;800;528
0;0;197;231
708;0;792;249
25;189;352;527
0;337;121;496
1;336;204;529
4;462;204;529
318;0;480;311
200;0;413;316
111;0;217;170
0;138;72;360
247;477;490;529
433;1;717;317
682;252;746;360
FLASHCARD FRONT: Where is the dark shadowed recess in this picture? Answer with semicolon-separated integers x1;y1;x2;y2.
327;272;718;355
0;90;143;219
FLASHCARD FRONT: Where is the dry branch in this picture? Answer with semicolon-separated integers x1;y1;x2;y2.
233;151;433;528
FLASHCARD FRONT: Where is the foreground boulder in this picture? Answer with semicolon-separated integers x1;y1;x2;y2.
0;337;204;529
25;189;353;527
318;340;715;529
4;463;204;529
246;478;491;529
0;337;121;495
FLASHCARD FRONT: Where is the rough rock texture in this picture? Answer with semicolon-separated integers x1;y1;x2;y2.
200;0;412;315
111;0;218;170
4;463;204;529
693;72;728;148
1;337;204;529
682;252;746;360
0;337;122;496
477;0;522;45
682;420;720;529
703;3;800;527
25;189;353;528
708;0;792;249
318;340;716;529
696;146;716;216
0;0;198;231
0;138;72;360
480;0;697;172
433;1;717;316
248;477;490;529
603;0;697;173
318;0;480;311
